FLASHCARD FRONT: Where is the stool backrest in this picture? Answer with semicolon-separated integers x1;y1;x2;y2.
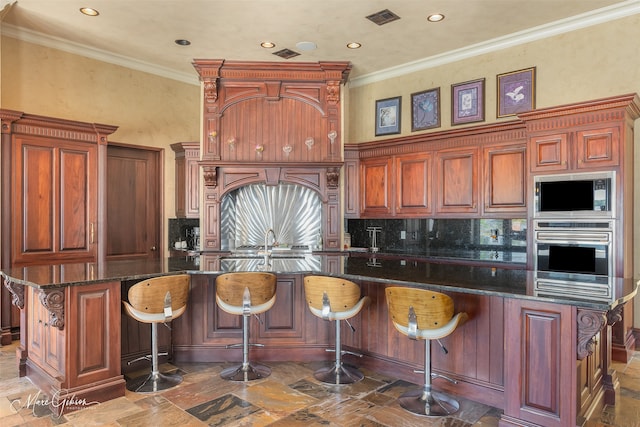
128;274;190;314
304;276;361;312
216;272;277;306
386;287;454;330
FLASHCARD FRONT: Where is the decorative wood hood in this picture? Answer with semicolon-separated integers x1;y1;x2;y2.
191;60;352;251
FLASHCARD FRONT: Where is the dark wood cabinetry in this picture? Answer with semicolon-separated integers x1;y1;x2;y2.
395;152;433;216
483;142;527;214
171;142;200;218
435;146;479;215
359;157;392;217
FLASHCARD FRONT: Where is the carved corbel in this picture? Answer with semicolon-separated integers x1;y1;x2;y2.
203;78;219;103
3;277;25;309
38;289;65;330
606;304;624;326
326;167;340;189
576;308;607;359
203;165;218;188
326;81;340;105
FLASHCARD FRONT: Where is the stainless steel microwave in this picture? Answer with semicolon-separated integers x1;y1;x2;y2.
533;171;614;218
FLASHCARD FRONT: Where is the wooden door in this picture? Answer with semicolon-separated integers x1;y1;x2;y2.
395;152;432;217
435;147;479;214
106;144;161;261
483;143;527;215
12;135;97;265
360;157;393;217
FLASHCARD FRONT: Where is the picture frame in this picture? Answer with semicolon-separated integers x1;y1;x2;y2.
375;96;402;136
497;67;536;118
451;78;485;125
411;88;441;131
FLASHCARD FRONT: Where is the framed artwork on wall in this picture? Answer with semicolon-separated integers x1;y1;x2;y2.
497;67;536;118
411;88;441;131
451;78;485;125
375;96;402;136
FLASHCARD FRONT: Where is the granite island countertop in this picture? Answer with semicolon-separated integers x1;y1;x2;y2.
1;253;637;311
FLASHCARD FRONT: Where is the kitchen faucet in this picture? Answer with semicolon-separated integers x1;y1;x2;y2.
259;228;277;270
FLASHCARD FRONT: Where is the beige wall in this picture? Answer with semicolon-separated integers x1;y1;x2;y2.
2;13;639;326
1;37;201;257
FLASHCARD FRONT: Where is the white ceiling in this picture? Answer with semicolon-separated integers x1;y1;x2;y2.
1;0;638;86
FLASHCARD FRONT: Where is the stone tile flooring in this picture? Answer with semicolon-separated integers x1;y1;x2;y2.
0;341;638;426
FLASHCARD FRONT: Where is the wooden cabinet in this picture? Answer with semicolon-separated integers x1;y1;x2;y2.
530;126;619;173
343;147;360;218
27;287;64;378
360;157;393;217
171;142;200;218
435;146;479;215
395;152;432;216
577;330;604;418
13;136;98;265
0;110;117;267
483;143;527;215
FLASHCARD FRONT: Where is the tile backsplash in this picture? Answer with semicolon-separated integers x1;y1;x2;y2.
346;218;527;264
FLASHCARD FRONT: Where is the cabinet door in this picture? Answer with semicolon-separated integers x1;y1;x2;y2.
343;159;360;218
395;153;432;217
171;142;200;218
530;133;569;172
13;136;98;265
435;147;479;214
483;144;527;215
575;126;619;169
259;275;304;340
27;287;64;378
360;157;393;217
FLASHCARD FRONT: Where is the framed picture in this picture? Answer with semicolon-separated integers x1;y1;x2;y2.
497;67;536;118
451;78;485;125
375;96;401;136
411;88;441;131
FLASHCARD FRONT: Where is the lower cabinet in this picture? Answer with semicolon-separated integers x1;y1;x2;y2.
25;282;124;415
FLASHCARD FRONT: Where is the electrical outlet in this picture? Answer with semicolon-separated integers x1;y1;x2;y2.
400;230;406;239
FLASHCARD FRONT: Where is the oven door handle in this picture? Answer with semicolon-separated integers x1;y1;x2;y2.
535;232;611;243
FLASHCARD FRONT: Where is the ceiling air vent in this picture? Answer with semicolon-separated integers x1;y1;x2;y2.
366;9;401;26
272;48;300;59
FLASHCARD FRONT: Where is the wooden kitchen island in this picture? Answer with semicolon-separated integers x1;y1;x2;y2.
1;254;637;427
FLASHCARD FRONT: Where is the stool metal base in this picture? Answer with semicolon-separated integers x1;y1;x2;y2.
126;371;183;393
398;388;460;417
221;363;271;382
314;363;364;385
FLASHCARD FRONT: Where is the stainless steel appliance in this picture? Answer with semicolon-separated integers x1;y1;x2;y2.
533;171;614;219
533;219;614;300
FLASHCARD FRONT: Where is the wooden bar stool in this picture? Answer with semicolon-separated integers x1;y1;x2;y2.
215;272;277;381
303;275;370;384
122;274;190;393
385;286;468;417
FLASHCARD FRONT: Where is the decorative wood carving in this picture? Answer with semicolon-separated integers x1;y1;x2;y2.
577;308;607;360
202;165;218;188
38;288;65;330
606;304;624;326
326;167;340;189
3;277;24;309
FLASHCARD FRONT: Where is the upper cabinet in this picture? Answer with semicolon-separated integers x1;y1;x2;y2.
171;142;200;218
350;122;528;219
0;110;117;267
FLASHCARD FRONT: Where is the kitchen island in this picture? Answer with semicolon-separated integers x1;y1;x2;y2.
1;254;637;426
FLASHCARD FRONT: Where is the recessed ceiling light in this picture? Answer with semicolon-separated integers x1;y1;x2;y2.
261;41;276;48
175;39;191;46
427;13;445;22
347;42;362;49
296;41;317;51
79;7;99;16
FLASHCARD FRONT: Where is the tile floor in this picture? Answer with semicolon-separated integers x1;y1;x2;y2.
0;341;638;426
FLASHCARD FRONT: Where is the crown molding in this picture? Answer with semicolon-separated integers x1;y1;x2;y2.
1;23;200;86
349;0;640;88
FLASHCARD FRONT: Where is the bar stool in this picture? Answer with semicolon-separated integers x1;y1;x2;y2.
303;275;370;384
215;272;277;381
385;286;468;417
122;274;190;393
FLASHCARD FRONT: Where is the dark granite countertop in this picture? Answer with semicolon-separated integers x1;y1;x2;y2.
1;253;637;310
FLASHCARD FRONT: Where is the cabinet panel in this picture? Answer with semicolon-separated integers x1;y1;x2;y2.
27;287;65;379
576;127;619;169
395;153;432;216
436;147;479;214
343;159;359;218
13;136;97;265
530;133;569;172
171;142;200;218
483;143;527;215
360;157;392;217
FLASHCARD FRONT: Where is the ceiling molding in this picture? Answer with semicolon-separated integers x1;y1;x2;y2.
2;0;639;89
349;0;640;88
1;23;201;86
